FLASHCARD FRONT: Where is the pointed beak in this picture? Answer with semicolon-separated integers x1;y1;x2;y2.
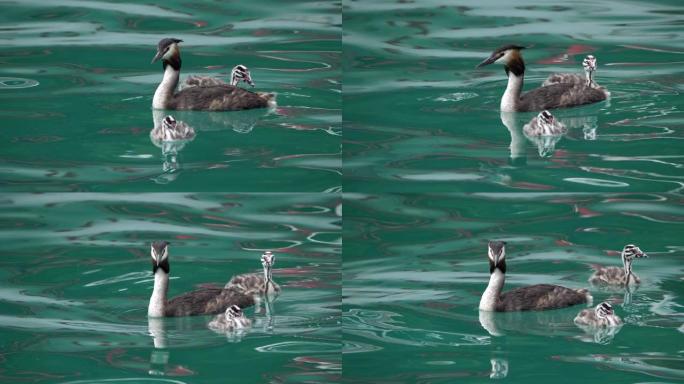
151;50;164;64
638;250;648;258
476;53;500;68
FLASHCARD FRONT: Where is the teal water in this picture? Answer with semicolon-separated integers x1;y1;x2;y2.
343;193;683;383
0;193;341;383
0;1;341;192
344;0;684;192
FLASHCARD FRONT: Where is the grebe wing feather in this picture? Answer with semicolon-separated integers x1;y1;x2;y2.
497;284;589;311
170;85;269;111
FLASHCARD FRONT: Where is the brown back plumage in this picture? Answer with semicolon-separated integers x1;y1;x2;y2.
164;285;255;317
170;85;273;111
497;284;590;311
519;83;607;112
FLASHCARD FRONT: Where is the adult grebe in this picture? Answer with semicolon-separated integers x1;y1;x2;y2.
574;302;622;327
225;251;281;297
151;38;275;111
182;64;255;89
476;45;609;112
147;241;255;317
480;241;592;311
589;244;647;286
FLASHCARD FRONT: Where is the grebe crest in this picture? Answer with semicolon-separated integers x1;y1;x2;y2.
151;38;275;111
477;45;608;111
480;241;592;311
589;244;648;286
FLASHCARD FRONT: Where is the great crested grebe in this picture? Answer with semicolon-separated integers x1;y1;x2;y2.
589;244;648;286
225;251;281;297
147;241;255;317
574;302;622;327
476;45;609;112
151;38;275;111
480;241;592;311
182;64;255;89
150;115;195;142
208;304;252;331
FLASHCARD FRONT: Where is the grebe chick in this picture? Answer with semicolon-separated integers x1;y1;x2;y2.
523;110;567;136
226;251;281;297
150;115;195;142
542;55;602;88
480;241;592;311
182;64;255;90
208;305;252;331
151;38;275;111
147;241;255;317
574;302;622;327
476;46;609;112
589;244;647;286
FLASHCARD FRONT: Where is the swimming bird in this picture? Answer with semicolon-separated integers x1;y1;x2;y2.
574;302;622;327
151;38;275;111
522;110;567;157
542;55;603;89
147;241;255;317
208;304;252;331
589;244;647;286
150;115;195;142
225;251;281;297
182;64;255;89
480;241;592;311
476;45;609;112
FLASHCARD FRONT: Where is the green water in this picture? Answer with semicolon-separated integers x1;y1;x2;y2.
0;193;341;383
343;193;683;382
2;0;684;383
343;0;684;192
0;0;341;192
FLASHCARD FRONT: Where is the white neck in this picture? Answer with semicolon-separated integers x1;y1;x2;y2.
480;269;505;311
153;65;179;110
148;269;168;317
500;74;523;112
263;265;275;293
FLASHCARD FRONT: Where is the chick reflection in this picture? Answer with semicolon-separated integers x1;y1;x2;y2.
150;111;196;183
490;357;509;379
573;302;623;344
522;110;567;158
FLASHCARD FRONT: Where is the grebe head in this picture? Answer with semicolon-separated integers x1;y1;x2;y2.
226;304;243;321
539;110;555;125
152;38;183;68
476;45;526;77
487;241;507;273
261;251;275;268
595;302;614;319
622;244;647;261
162;115;177;130
150;241;170;274
231;64;255;87
582;55;597;73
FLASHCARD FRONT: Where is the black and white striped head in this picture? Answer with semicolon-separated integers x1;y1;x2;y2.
151;38;183;69
162;116;177;130
476;45;526;77
226;304;243;320
582;55;597;73
539;110;555;125
150;241;170;274
487;241;507;274
622;244;647;262
595;302;614;319
261;251;275;268
230;64;254;87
